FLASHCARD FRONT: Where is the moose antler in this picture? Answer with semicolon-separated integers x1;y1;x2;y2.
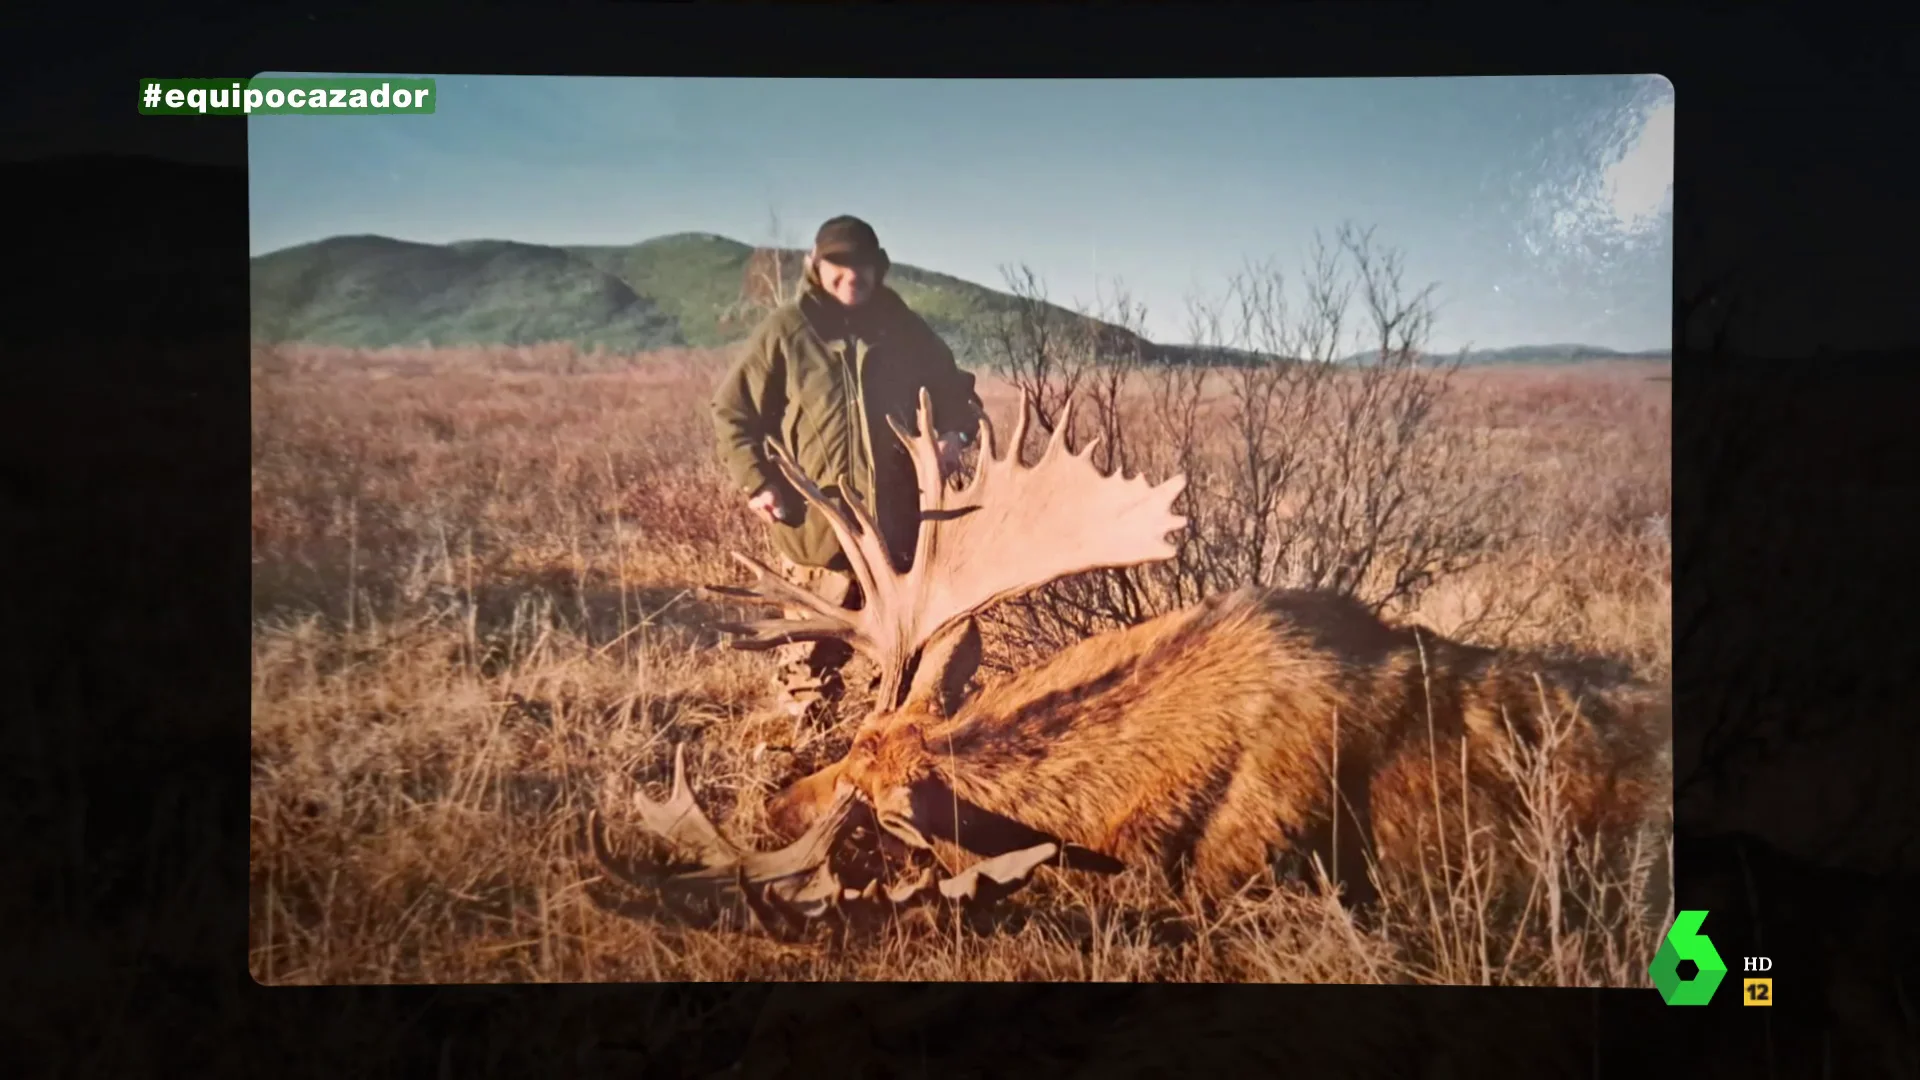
590;744;1061;935
708;388;1189;709
589;743;856;891
608;390;1184;933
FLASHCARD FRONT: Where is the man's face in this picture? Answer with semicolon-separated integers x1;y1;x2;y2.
816;254;878;307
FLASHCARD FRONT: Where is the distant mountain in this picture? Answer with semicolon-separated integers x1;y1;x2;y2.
1384;343;1673;366
249;230;1666;368
250;231;1085;363
249;235;681;352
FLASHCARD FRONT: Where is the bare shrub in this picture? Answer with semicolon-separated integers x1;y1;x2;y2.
986;224;1518;666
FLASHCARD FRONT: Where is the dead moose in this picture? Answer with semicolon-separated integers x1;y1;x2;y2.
590;388;1668;935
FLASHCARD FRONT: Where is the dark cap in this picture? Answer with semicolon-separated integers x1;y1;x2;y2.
813;215;884;264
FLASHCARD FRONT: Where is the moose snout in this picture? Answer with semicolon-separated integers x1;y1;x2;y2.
766;760;856;841
766;785;823;841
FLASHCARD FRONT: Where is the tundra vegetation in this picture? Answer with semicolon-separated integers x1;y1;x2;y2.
250;226;1672;984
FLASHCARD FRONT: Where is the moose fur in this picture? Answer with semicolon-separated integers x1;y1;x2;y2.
772;583;1668;903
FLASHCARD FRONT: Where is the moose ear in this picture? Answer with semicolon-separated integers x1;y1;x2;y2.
901;617;982;717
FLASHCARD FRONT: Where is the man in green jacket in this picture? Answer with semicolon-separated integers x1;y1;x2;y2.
711;215;984;721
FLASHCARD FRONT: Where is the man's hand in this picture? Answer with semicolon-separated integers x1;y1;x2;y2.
747;486;785;524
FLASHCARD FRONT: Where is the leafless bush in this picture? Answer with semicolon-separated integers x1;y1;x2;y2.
987;224;1517;662
983;263;1092;431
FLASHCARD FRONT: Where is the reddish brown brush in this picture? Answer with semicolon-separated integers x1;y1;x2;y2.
592;388;1668;931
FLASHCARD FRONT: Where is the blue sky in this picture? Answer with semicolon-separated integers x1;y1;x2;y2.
249;75;1673;353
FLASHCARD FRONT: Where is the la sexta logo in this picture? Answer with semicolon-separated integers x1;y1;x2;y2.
1650;909;1727;1005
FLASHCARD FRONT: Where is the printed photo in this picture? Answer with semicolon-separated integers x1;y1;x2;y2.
249;74;1674;984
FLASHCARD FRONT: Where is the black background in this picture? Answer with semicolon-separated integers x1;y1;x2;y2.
3;4;1916;1076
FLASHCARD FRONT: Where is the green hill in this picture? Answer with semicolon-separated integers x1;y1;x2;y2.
252;231;1132;366
250;231;1665;368
250;235;681;352
564;233;759;349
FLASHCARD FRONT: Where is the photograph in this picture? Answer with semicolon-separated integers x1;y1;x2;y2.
248;73;1675;985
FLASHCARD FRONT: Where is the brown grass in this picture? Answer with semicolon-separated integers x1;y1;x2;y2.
249;341;1671;985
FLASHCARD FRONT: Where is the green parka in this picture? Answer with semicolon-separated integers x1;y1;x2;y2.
711;277;984;573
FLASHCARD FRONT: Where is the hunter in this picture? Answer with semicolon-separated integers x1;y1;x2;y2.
711;214;985;721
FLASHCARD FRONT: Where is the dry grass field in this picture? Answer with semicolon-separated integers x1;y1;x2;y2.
249;340;1671;986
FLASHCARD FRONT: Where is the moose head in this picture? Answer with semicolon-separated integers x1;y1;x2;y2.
591;388;1188;931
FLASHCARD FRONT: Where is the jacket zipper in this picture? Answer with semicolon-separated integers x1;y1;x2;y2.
833;339;868;515
849;337;876;514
